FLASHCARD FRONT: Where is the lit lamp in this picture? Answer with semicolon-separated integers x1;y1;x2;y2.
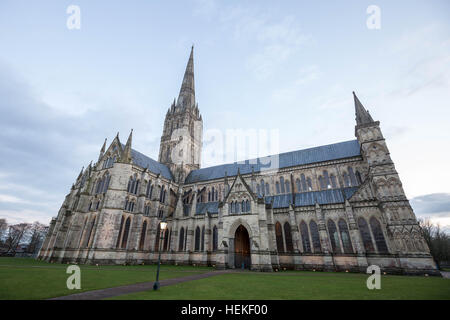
153;219;168;290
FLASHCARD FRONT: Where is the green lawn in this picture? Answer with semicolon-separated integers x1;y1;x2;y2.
0;257;211;300
110;271;450;300
1;257;449;300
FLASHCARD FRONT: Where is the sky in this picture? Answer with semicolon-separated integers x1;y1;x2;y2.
0;0;449;230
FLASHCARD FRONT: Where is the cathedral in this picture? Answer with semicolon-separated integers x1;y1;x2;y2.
38;47;438;275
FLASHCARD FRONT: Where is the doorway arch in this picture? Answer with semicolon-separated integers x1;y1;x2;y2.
234;225;251;269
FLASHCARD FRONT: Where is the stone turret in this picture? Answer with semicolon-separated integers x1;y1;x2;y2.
353;91;431;256
121;129;133;164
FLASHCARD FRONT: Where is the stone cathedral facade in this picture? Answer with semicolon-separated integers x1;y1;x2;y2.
38;48;438;275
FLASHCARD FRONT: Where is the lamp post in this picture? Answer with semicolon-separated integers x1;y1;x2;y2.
153;219;167;290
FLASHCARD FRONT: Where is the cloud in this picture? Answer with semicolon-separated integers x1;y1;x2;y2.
271;65;321;103
0;194;25;204
239;14;311;80
193;2;311;80
411;193;450;233
192;0;218;20
0;209;55;225
410;193;450;215
0;62;158;225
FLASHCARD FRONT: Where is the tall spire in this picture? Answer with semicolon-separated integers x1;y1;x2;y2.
177;46;195;109
353;91;374;125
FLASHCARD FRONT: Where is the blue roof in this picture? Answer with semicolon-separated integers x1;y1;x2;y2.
264;187;359;209
185;140;361;183
127;147;173;180
196;202;219;215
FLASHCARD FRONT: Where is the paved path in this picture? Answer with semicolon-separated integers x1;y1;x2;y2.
441;271;450;279
49;270;234;300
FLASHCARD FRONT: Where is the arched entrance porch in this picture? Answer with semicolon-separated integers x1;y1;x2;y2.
234;225;251;269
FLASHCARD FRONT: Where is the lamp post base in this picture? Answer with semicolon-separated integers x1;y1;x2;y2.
153;282;160;291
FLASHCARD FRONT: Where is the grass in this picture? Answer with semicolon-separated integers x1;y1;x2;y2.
109;271;450;300
1;258;449;300
0;257;211;300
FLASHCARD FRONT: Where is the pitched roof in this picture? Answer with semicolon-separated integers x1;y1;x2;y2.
196;202;219;215
185;140;361;184
127;147;173;180
264;187;359;209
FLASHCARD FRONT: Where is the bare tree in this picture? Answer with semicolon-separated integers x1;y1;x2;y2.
0;219;7;244
26;222;48;254
4;223;31;255
419;218;450;269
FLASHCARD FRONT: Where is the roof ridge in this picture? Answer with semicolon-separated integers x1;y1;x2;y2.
185;139;361;183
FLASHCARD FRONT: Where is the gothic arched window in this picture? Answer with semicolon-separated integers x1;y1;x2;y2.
154;223;161;251
319;176;326;190
276;182;280;194
280;177;285;193
121;217;131;249
212;225;218;251
300;221;311;253
309;220;322;252
116;216;124;248
265;183;270;195
343;172;350;187
145;182;151;199
127;177;131;193
330;174;337;189
327;219;341;253
284;222;294;252
179;227;185;251
163;228;169;251
301;174;307;191
285;180;290;193
369;217;389;253
358;217;375;253
201;226;205;251
338;219;353;253
246;200;250;212
356;171;362;185
195;226;200;251
184;227;188;251
275;222;284;252
349;167;357;186
103;173;111;193
260;179;265;196
296;179;301;192
307;177;313;191
134;179;140;195
139;220;147;250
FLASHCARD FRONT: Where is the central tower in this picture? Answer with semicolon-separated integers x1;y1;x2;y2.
158;47;203;183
